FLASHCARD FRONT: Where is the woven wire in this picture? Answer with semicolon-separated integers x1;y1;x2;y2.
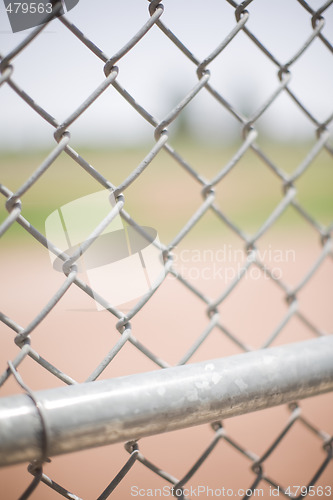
0;0;332;498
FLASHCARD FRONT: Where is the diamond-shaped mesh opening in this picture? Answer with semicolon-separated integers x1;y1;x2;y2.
244;0;312;60
295;151;333;226
214;149;283;230
255;90;320;144
214;265;290;348
263;417;331;487
296;256;333;332
0;1;332;498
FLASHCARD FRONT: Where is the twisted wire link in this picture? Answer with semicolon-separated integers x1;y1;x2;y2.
0;0;332;498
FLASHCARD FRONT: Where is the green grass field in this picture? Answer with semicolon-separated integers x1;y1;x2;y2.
1;140;332;245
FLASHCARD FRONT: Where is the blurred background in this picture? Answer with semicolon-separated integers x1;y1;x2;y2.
0;0;332;499
0;0;333;150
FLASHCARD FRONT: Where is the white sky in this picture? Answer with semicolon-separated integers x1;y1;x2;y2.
0;0;332;150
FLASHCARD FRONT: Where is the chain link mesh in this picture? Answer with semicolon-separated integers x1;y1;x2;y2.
0;0;332;498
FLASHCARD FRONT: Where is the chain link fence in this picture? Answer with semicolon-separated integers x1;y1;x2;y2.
0;0;333;498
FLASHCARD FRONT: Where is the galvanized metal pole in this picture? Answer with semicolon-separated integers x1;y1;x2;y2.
0;335;332;467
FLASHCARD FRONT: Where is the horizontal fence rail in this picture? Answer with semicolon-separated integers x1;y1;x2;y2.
0;0;332;498
1;336;333;468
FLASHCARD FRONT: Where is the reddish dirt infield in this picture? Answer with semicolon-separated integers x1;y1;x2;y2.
0;233;332;499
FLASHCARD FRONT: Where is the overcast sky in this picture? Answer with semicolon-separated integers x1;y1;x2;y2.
0;0;332;151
